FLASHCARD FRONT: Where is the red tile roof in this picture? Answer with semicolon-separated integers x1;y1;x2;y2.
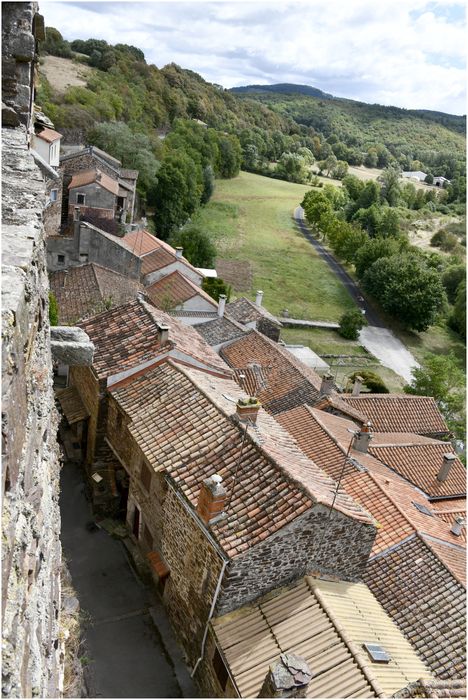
365;535;466;680
145;270;217;310
78;298;229;379
419;534;466;587
110;361;374;558
140;247;175;275
36;126;62;143
341;394;450;436
226;297;281;327
221;330;322;415
68;169;119;196
49;263;143;324
119;229;160;256
369;442;465;499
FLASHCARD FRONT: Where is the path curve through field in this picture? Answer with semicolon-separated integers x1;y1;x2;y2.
294;206;419;382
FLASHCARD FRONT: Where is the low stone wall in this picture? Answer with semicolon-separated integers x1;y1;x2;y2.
2;125;62;697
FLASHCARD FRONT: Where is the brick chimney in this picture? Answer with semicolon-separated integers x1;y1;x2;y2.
320;373;334;396
175;247;183;259
156;322;170;345
258;653;313;698
255;290;264;307
353;421;373;453
236;397;261;424
451;515;465;537
197;474;226;525
218;294;226;318
437;453;456;482
352;375;363;396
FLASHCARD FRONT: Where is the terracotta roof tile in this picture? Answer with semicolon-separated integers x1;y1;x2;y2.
419;534;467;586
315;394;368;423
110;362;374;558
341;395;450;436
123;232;202;280
68;169;119;196
368;443;465;499
221;330;322;415
119;229;160;256
78;298;228;379
49;263;143;324
140;247;175;275
145;270;217;309
365;535;466;680
36;126;62;143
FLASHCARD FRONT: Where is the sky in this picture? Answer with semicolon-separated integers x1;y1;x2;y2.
41;0;466;114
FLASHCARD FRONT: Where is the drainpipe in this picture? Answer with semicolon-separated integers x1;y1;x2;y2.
191;557;228;678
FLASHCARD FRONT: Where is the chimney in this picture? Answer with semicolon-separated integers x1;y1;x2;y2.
451;515;465;537
352;375;363;397
437;453;457;482
218;294;226;318
62;270;68;287
73;206;80;222
236;397;261;425
131;223;138;231
258;653;313;698
197;474;226;525
255;290;264;307
320;373;334;396
157;322;170;345
353;421;373;453
175;247;183;259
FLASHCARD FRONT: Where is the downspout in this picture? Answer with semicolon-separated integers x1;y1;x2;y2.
191;557;228;678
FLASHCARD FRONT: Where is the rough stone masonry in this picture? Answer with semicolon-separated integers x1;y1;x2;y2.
1;3;63;696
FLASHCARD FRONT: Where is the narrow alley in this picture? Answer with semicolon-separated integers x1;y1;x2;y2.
60;459;195;698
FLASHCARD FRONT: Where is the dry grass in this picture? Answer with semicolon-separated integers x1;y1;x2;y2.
40;55;92;94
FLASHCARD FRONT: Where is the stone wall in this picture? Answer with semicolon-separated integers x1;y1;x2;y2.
69;365;104;463
216;504;376;616
2;123;62;697
257;317;281;342
44;173;62;237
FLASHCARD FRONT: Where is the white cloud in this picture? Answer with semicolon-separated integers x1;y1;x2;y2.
40;0;466;113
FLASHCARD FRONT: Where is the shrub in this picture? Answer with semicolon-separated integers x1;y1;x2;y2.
338;309;368;340
348;370;389;393
169;225;216;267
49;292;59;326
202;277;232;302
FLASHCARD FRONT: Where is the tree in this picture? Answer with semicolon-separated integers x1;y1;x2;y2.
152;153;203;238
441;264;466;304
354;237;403;279
339;309;367;340
216;134;242;178
301;190;334;234
404;353;465;439
202;277;232;302
323;154;338;177
201;165;215;204
277;152;307;183
449;280;466;340
425;173;434;185
362;254;447;331
169;225;216;267
328;220;367;263
353;204;382;236
378;207;400;237
348;370;389;393
379;165;401;206
331;160;349;180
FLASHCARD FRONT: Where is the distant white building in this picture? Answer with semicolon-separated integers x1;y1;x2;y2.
433;176;451;187
401;170;427;182
282;344;330;375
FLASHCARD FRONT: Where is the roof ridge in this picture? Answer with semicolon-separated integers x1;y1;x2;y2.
371;441;449;450
367;533;418;561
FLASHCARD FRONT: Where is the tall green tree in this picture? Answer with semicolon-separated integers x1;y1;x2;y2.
169;225;216;267
362;254;447;331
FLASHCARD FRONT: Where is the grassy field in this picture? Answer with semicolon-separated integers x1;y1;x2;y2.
192;171;355;321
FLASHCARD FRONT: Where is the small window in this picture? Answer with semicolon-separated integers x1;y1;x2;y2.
212;647;229;691
140;461;152;492
50;189;58;202
57;254;65;264
76;193;85;205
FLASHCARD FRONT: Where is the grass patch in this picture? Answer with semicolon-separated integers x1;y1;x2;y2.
280;326;406;392
192;171;356;321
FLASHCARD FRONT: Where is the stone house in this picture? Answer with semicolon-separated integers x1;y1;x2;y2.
59;145;138;225
226;292;282;341
68;169;122;222
145;270;218;318
105;359;377;672
66;297;231;466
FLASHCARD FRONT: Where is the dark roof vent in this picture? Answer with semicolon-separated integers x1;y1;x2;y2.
363;643;391;663
412;502;434;517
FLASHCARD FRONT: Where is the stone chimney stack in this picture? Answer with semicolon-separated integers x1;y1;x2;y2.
157;322;170;345
352;375;363;397
218;294;227;318
197;474;227;525
258;653;313;698
175;247;183;259
256;290;264;307
236;398;261;425
451;515;465;537
437;453;457;482
320;373;334;396
353;421;373;453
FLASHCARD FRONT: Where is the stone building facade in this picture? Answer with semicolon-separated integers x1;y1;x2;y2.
2;26;63;692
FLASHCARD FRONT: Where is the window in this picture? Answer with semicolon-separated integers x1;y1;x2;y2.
50;189;58;202
140;461;152;492
76;193;85;205
212;647;229;691
57;254;65;264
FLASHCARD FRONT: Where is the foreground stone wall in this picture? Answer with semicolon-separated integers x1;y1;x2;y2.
2;126;62;697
